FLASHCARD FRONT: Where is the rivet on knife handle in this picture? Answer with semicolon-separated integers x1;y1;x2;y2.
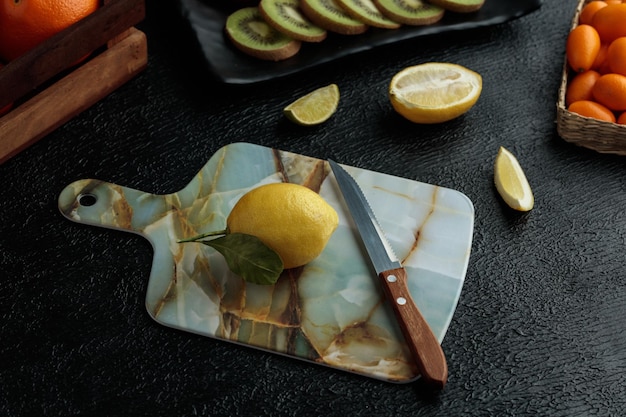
380;268;448;389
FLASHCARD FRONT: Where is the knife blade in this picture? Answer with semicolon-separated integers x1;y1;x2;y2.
328;160;448;389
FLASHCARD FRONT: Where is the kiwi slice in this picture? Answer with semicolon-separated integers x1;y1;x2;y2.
225;7;301;61
259;0;327;42
300;0;369;35
428;0;484;13
336;0;401;29
373;0;444;26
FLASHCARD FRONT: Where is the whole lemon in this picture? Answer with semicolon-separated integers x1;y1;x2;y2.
227;183;339;269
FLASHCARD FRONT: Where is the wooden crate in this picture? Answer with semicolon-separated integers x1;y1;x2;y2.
0;0;147;164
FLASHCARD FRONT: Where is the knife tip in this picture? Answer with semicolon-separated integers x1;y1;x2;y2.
327;159;340;171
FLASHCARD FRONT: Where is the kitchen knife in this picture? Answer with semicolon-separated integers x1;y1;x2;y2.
328;160;448;389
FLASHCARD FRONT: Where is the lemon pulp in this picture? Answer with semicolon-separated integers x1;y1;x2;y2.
389;62;482;124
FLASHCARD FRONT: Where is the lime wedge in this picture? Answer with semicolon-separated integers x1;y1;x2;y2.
494;146;534;211
283;84;340;126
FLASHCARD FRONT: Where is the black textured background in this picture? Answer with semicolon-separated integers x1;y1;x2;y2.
2;0;626;416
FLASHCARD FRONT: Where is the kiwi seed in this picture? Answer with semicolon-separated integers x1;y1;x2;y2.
300;0;369;35
335;0;401;29
373;0;445;26
259;0;328;42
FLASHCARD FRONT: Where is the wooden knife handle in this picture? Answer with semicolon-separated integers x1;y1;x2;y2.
379;267;448;389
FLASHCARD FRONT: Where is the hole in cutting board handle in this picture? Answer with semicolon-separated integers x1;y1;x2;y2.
78;193;97;207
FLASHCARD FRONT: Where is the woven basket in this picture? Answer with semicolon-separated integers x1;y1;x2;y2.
556;0;626;155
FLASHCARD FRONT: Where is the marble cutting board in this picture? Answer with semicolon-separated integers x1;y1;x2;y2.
58;142;475;383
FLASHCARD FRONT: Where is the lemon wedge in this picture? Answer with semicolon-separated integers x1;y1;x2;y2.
389;62;482;124
494;146;534;212
284;84;340;125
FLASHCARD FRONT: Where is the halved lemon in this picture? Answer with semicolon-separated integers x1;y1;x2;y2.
389;62;482;124
494;146;534;212
283;84;340;126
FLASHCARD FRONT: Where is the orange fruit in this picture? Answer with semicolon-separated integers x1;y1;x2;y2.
618;112;626;124
0;62;12;116
591;4;626;43
567;24;601;73
592;43;609;71
604;0;621;4
569;100;616;122
579;1;607;25
592;73;626;110
0;101;11;116
0;0;100;62
607;37;626;76
566;70;601;106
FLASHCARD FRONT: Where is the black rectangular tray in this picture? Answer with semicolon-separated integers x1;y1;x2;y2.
178;0;542;84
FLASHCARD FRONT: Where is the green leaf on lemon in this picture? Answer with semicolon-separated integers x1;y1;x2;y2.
198;233;284;285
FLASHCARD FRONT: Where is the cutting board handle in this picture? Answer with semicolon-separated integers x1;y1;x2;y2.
58;178;156;235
